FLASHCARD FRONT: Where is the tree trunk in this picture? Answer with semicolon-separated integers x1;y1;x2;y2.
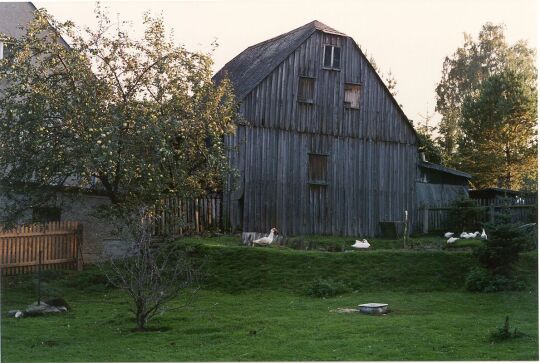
136;310;146;332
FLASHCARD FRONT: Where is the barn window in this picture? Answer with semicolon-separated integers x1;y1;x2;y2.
344;83;361;109
323;45;340;69
308;153;328;185
298;76;315;103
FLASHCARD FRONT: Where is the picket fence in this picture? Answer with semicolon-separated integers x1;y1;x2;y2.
153;194;223;236
417;199;537;233
0;221;83;276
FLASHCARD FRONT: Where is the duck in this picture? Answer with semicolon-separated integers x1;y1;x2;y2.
444;232;454;238
447;237;459;244
459;232;469;238
352;239;370;249
252;228;278;247
481;228;488;240
14;311;23;318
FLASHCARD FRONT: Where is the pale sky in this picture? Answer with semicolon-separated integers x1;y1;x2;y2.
33;0;538;128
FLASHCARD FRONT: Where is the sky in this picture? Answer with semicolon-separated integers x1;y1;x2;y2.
32;0;538;128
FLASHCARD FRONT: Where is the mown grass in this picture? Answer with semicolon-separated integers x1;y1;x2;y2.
174;237;536;294
1;235;538;361
181;233;449;251
2;287;537;361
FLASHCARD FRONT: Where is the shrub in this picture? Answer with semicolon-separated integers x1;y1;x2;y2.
483;274;525;293
474;223;528;276
465;267;492;292
305;278;350;298
447;198;485;232
466;267;525;292
489;316;524;342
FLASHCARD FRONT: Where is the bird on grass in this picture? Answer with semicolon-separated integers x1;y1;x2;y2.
15;311;23;318
444;232;454;238
481;228;488;240
447;237;459;244
252;228;278;247
352;239;370;249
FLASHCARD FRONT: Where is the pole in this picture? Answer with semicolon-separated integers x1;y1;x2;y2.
37;250;42;305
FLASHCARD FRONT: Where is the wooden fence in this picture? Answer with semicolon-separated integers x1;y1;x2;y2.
153;194;223;237
418;201;537;233
0;221;83;276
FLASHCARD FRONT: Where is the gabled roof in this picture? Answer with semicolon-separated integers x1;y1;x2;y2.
213;20;345;101
213;20;417;138
419;161;472;179
0;2;36;39
0;2;70;48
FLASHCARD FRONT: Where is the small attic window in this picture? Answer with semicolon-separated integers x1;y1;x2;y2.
323;45;340;70
344;83;361;109
298;76;315;103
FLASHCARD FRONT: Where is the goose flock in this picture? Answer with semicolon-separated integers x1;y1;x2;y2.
445;228;487;244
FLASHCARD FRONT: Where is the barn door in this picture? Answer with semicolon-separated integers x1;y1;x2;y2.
307;152;329;235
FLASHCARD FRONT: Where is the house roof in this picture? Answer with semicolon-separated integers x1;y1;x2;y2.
0;2;37;39
213;20;417;138
419;161;472;179
0;2;70;48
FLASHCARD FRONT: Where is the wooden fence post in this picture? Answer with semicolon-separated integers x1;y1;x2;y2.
422;206;429;234
489;204;495;224
76;224;83;272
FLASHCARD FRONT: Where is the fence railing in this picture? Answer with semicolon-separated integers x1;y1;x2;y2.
153;194;223;237
0;221;83;276
418;202;537;233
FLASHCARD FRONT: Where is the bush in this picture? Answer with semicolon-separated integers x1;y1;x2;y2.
489;316;524;342
483;274;525;293
447;198;485;232
465;267;492;292
474;223;528;276
465;267;524;292
305;278;350;298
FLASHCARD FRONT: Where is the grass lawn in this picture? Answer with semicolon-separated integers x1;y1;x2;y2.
1;235;538;361
2;288;537;361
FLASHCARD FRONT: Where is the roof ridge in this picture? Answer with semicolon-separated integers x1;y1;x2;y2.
244;21;317;51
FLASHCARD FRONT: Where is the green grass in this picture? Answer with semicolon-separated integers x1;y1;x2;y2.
1;235;538;361
175;237;536;294
2;287;538;361
181;233;450;251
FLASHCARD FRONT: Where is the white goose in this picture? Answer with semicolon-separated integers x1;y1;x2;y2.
352;239;371;249
252;228;278;247
444;232;454;238
447;237;459;244
460;232;469;238
481;228;488;240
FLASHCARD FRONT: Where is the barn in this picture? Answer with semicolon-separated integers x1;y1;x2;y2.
214;20;423;237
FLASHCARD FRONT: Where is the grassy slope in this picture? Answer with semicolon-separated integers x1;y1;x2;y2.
1;236;538;361
177;237;536;294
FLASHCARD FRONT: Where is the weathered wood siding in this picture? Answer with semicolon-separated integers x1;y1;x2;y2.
224;31;418;236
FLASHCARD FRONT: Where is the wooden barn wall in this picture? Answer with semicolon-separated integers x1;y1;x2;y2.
224;31;418;236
